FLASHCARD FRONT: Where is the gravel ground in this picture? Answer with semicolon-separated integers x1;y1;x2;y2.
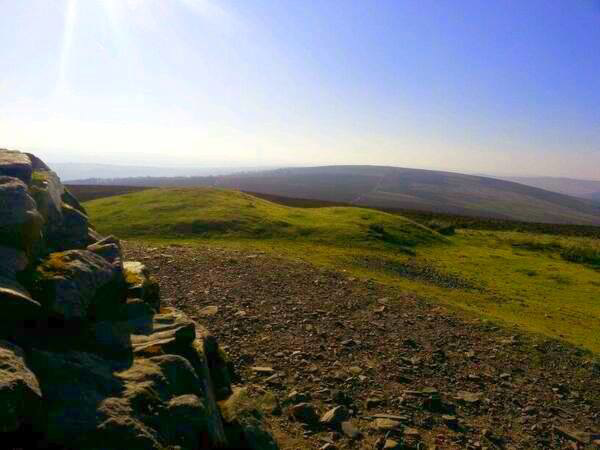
124;241;600;450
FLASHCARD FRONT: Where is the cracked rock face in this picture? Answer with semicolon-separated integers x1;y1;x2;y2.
0;149;276;449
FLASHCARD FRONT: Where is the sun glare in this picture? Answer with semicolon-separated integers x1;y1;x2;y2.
56;0;77;94
54;0;238;96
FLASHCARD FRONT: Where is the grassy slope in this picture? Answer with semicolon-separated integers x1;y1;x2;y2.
85;188;600;353
85;187;441;248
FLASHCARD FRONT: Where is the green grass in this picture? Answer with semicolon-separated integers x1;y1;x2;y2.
84;187;442;249
85;188;600;354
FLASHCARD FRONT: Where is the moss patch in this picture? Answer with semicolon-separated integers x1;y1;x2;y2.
124;268;143;286
37;252;70;277
30;170;50;187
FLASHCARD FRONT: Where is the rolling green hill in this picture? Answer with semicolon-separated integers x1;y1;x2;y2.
84;187;600;353
73;165;600;225
84;187;442;249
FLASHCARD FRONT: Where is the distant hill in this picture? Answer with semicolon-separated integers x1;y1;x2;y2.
71;165;600;225
51;162;280;181
65;184;149;202
498;176;600;199
582;191;600;203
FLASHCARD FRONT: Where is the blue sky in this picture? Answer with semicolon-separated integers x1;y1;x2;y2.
1;0;599;178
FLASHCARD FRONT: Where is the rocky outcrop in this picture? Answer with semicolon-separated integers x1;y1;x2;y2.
0;176;43;253
0;149;275;449
33;250;124;321
0;340;42;433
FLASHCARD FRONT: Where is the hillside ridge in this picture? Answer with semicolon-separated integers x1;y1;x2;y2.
69;165;600;225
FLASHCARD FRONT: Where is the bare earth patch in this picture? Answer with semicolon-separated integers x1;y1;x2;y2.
124;241;600;450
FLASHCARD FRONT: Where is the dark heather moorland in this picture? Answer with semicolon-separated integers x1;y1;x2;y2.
69;165;600;226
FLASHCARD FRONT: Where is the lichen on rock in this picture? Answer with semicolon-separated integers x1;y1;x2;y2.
0;149;276;449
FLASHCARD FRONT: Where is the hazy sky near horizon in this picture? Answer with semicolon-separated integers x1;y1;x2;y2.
1;0;599;178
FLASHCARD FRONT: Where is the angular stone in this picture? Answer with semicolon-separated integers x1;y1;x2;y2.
286;390;310;404
61;187;87;215
29;348;225;449
290;402;318;424
372;413;409;422
0;277;42;322
29;169;64;233
189;335;230;439
443;414;458;428
88;227;103;244
320;405;349;427
165;394;209;448
0;340;43;432
198;305;219;317
383;439;401;449
33;250;124;321
94;235;122;248
340;420;362;439
251;366;275;375
91;320;134;357
0;152;278;450
219;387;278;450
404;427;420;438
59;203;90;249
119;298;155;321
123;261;160;311
0;177;43;251
88;243;122;267
205;349;232;400
0;150;32;184
127;308;196;356
371;418;402;431
455;391;483;404
0;245;28;278
25;152;50;171
28;164;90;251
365;397;382;408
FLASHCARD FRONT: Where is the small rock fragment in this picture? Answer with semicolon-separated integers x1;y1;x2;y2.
198;305;219;317
251;366;275;375
340;420;362;440
290;403;318;424
371;418;402;432
320;405;349;427
383;439;402;449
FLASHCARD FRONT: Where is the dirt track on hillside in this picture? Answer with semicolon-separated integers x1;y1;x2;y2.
124;241;599;450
